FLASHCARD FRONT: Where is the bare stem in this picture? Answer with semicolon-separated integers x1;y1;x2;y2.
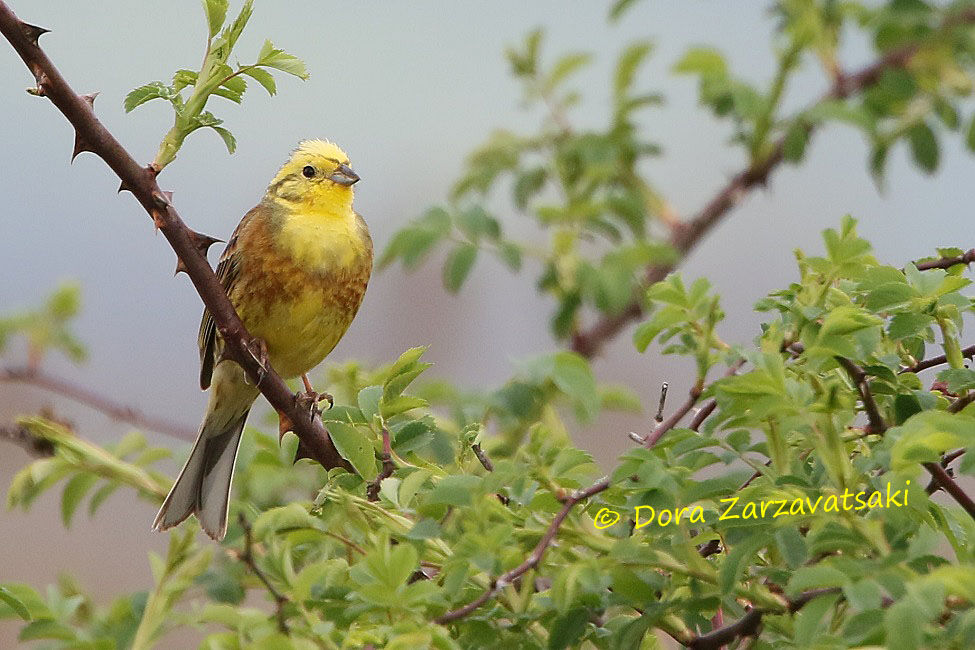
1;365;195;440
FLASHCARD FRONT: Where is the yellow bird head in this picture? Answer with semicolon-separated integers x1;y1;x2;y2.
266;139;359;210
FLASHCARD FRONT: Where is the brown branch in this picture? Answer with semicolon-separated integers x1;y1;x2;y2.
366;427;396;501
688;588;841;650
836;357;886;435
434;477;611;624
915;248;975;271
0;3;350;472
902;344;975;374
238;513;288;633
1;365;195;440
688;359;748;432
923;461;975;520
569;13;975;360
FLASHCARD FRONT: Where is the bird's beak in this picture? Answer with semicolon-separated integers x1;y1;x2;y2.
329;163;360;186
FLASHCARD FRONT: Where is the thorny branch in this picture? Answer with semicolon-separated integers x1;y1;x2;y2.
569;10;975;360
434;476;611;624
1;365;195;440
0;2;350;472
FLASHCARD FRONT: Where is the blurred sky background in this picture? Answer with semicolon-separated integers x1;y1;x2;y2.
2;0;974;643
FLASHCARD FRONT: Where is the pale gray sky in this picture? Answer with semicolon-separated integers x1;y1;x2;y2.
2;1;974;641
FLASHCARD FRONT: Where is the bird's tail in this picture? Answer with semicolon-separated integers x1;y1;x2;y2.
152;407;250;541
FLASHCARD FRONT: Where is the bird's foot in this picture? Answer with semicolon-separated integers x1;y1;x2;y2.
297;373;333;417
242;337;269;386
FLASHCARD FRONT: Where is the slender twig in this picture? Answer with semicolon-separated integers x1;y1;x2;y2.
366;427;396;501
689;359;747;432
1;365;195;440
569;12;975;360
472;443;494;472
915;249;975;271
923;462;975;520
0;3;350;472
836;358;885;434
949;392;975;414
901;344;975;374
238;513;288;633
434;477;611;624
687;588;841;649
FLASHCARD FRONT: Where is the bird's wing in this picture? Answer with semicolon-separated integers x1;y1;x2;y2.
198;214;249;389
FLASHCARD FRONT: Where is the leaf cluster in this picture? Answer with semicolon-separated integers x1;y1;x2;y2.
124;0;308;169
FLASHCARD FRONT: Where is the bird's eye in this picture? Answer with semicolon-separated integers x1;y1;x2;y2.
302;165;316;178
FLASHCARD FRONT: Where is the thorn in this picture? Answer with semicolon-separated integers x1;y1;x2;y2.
277;409;295;441
151;191;170;209
21;23;50;46
117;179;133;194
25;86;45;97
70;131;95;162
79;92;99;108
628;431;645;444
175;227;223;275
151;210;166;231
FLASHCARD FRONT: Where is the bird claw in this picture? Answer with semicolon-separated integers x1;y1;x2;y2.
295;390;333;419
243;338;269;386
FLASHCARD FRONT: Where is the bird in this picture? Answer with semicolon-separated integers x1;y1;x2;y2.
152;139;372;540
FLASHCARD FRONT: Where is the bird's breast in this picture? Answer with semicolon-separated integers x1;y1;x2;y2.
230;210;372;378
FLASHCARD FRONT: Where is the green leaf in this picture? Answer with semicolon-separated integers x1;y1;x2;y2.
443;243;477;293
357;385;383;427
908;122;939;173
719;536;766;596
548;607;588;649
545;52;592;94
61;472;98;527
936;368;975;393
966;113;975;152
218;0;253;52
0;586;31;621
257;40;309;80
609;0;641;22
550;351;599;422
673;47;727;77
123;82;171;113
424;474;481;507
240;66;276;95
497;241;523;272
786;565;849;598
614;42;653;99
783;121;809;162
172;69;198;93
326;421;377;481
202;0;229;39
210;126;236;154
